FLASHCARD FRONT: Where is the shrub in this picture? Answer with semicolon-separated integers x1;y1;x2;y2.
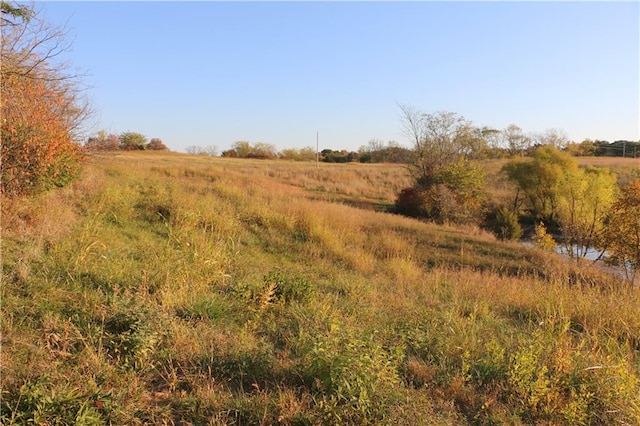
1;3;88;197
101;302;162;370
147;138;169;151
263;269;315;304
533;222;556;251
1;75;85;196
119;132;148;151
85;132;120;152
394;186;429;218
1;378;103;425
298;329;403;424
492;207;523;241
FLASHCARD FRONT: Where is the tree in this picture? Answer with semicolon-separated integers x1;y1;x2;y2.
565;139;596;157
397;105;485;224
119;132;148;150
249;142;277;159
279;147;316;161
531;128;568;150
1;1;30;25
556;166;617;262
492;207;523;241
400;105;477;186
186;145;204;155
1;2;89;196
230;141;252;158
501;124;531;158
85;130;119;152
147;138;168;151
599;179;640;283
504;145;578;222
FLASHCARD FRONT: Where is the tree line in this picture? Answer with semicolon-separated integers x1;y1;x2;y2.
193;131;638;165
85;131;168;152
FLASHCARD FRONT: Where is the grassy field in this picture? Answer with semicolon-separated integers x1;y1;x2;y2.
2;152;639;425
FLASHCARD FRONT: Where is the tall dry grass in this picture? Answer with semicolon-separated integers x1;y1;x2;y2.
2;151;638;425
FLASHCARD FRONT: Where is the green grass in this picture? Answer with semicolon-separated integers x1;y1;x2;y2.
2;151;639;425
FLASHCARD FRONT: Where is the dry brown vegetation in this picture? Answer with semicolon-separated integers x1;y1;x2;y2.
2;151;639;424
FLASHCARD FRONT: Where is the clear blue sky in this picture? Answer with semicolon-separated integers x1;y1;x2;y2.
40;1;639;153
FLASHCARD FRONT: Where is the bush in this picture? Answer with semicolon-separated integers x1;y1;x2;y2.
1;3;88;197
491;207;523;241
299;329;403;424
533;222;556;251
263;269;315;304
147;138;168;151
1;76;85;196
119;132;148;151
101;301;163;370
395;184;482;225
394;186;429;218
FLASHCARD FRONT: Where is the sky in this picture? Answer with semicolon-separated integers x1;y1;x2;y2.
38;1;639;153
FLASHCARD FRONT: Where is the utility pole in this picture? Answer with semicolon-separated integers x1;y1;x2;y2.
316;131;320;181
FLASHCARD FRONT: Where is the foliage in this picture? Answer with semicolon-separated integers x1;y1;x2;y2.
556;166;617;262
1;75;84;195
222;140;278;159
1;0;31;24
2;378;103;425
320;149;359;163
394;186;430;218
85;131;120;152
263;269;315;304
504;145;578;222
565;139;598;156
533;222;556;251
501;124;532;157
593;139;640;158
279;146;317;161
491;207;523;241
147;138;168;151
398;106;486;224
396;158;485;224
119;131;148;150
599;179;640;282
400;106;478;186
358;139;413;164
299;328;403;424
1;2;88;196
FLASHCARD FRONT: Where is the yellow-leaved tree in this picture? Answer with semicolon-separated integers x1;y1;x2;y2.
599;179;640;283
556;166;618;263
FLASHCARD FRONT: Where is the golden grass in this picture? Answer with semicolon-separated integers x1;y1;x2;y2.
2;151;639;425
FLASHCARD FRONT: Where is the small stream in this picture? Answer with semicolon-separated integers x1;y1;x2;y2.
524;241;634;283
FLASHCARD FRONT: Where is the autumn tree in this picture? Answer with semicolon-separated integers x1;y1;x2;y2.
119;132;147;150
503;145;578;222
1;2;90;196
147;138;168;151
279;147;316;161
85;130;119;152
396;105;485;224
222;141;277;159
533;128;568;150
556;166;617;262
599;179;640;283
501;124;531;158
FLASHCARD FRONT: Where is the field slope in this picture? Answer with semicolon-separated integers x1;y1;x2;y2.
2;152;639;425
